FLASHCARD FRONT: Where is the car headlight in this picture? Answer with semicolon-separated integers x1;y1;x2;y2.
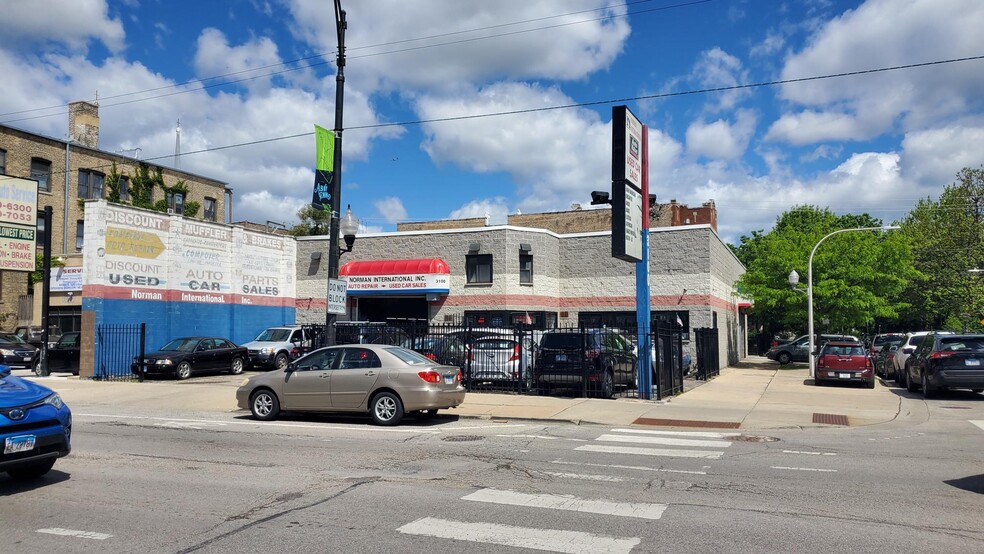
260;347;274;354
0;349;13;356
239;378;251;387
44;393;64;410
156;359;174;365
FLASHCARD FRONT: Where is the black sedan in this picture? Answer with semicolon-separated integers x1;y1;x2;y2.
0;332;39;372
131;337;247;380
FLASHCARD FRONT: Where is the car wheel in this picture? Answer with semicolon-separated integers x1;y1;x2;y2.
175;361;192;380
867;377;875;389
922;374;934;399
274;352;289;371
250;389;280;421
813;377;823;386
598;370;615;399
777;352;792;365
370;392;404;426
6;458;56;480
230;357;245;375
33;359;43;376
905;369;918;393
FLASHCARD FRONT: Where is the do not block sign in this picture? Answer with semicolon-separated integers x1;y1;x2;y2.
328;278;347;314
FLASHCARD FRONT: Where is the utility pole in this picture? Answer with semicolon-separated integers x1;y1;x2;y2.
324;0;347;347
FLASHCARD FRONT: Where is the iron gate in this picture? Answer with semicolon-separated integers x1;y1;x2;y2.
695;327;720;380
94;323;145;381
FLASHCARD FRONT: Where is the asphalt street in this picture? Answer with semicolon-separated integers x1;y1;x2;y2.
1;380;983;554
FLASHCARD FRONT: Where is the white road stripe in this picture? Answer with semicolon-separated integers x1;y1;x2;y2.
576;444;723;459
551;460;706;475
495;435;588;442
782;450;837;456
970;420;984;431
541;472;624;482
75;413;440;434
597;433;731;448
462;488;667;520
771;466;837;473
611;428;740;439
446;424;528;430
37;528;112;540
398;517;639;554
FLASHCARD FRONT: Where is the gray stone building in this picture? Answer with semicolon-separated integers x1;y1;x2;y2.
295;218;747;365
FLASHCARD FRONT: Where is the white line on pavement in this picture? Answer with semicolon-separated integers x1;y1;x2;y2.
612;428;740;438
462;488;668;520
576;444;723;459
970;420;984;431
782;450;837;456
75;413;441;434
771;466;837;472
445;424;529;430
551;459;707;475
37;528;112;540
540;472;624;482
495;435;588;442
397;517;639;554
597;433;732;448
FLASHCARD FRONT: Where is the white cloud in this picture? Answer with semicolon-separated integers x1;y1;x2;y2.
193;28;282;93
373;196;408;224
765;110;868;145
449;198;510;225
750;31;784;58
690;48;749;112
685;110;757;160
0;0;125;54
900;123;984;186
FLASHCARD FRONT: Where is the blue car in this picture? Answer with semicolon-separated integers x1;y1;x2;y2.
0;365;72;479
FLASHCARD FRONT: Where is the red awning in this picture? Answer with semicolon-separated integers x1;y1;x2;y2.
339;258;450;277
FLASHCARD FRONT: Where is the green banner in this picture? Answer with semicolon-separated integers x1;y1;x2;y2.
315;125;334;172
313;125;335;211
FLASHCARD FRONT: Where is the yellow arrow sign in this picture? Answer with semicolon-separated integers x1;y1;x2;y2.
105;226;166;259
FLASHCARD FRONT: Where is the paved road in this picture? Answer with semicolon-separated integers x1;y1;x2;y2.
1;382;982;553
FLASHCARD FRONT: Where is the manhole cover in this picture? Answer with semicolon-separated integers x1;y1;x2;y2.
732;435;780;443
441;435;483;442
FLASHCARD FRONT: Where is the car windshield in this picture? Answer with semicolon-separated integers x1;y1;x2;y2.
874;335;903;346
384;346;439;366
540;333;599;349
160;338;200;352
0;333;27;344
473;339;516;351
823;345;866;356
255;328;291;342
939;338;984;352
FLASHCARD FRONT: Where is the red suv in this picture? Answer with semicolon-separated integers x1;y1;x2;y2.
815;341;875;388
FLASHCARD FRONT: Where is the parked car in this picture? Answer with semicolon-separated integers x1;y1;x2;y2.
243;325;313;371
0;364;72;479
814;341;875;388
0;333;39;373
401;336;443;361
236;344;465;426
873;339;903;379
766;334;860;365
904;333;984;398
46;331;81;376
428;329;513;368
335;322;410;346
892;331;954;386
466;336;532;390
534;329;637;398
14;325;61;350
131;337;248;380
870;333;906;355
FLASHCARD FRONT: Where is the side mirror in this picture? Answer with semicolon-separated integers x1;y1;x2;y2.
285;363;297;373
811;350;819;356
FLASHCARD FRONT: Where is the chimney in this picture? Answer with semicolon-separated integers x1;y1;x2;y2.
69;101;99;148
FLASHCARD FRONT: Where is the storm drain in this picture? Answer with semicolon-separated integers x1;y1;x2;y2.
812;413;849;426
632;417;741;429
441;435;483;442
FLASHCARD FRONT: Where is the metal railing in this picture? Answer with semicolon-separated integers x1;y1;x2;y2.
94;323;145;381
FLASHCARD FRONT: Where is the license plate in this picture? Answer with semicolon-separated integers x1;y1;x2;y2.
839;373;851;379
22;357;32;362
444;375;453;384
555;354;567;362
4;435;36;454
966;359;981;366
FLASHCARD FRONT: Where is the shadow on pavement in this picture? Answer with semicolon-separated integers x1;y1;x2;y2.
0;469;70;495
944;474;984;494
231;411;461;427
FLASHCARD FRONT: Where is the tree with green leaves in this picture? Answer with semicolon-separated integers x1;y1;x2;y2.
289;204;333;236
735;205;915;338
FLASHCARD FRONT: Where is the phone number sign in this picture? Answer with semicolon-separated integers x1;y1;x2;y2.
0;177;38;272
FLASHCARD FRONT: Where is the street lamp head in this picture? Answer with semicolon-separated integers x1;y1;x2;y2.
788;269;800;289
340;204;358;253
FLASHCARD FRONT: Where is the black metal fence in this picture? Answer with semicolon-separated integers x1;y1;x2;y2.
694;327;720;380
301;319;688;400
94;323;145;381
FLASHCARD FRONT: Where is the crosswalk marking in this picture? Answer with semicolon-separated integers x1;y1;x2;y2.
611;428;740;439
576;444;723;459
970;420;984;431
596;433;732;448
551;459;707;475
461;488;667;520
540;471;624;482
397;517;640;554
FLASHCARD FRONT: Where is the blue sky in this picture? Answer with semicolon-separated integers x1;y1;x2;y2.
1;0;983;243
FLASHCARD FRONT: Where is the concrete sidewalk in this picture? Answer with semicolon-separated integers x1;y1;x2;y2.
22;356;903;430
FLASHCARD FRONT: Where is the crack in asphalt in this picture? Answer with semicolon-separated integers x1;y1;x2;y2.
122;452;277;468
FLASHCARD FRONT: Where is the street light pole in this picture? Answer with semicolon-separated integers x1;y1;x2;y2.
807;225;900;377
324;0;346;347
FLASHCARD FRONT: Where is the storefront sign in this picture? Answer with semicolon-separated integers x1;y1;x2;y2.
612;106;643;189
50;266;83;291
0;176;38;272
345;273;450;295
612;181;643;262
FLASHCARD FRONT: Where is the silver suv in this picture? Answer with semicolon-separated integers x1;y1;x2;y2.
243;326;312;370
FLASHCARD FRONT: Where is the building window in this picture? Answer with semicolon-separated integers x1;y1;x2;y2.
119;176;130;202
76;220;84;251
0;149;6;174
36;215;45;246
78;169;105;199
166;191;185;214
204;197;217;221
466;254;493;284
519;254;533;284
31;158;51;191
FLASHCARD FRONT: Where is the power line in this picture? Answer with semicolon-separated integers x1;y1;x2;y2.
0;0;710;122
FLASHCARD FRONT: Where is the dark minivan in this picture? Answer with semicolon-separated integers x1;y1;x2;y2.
534;329;637;398
905;333;984;398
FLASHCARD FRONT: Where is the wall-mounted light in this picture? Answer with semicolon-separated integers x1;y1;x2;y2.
468;242;481;253
66;291;74;301
310;251;322;261
519;243;532;253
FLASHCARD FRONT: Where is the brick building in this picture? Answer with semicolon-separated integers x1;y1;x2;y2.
295;211;746;365
0;102;232;333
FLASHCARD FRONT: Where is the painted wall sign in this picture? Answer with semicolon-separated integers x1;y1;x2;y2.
0;176;38;272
